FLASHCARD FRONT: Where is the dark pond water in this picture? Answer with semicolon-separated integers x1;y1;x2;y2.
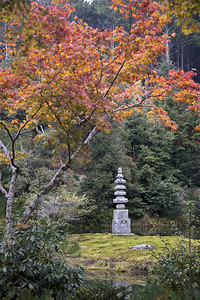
84;269;148;286
83;279;142;300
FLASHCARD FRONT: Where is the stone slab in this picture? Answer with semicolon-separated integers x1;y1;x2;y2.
112;209;131;235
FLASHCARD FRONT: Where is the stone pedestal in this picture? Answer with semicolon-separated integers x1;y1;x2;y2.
112;209;131;235
112;167;132;235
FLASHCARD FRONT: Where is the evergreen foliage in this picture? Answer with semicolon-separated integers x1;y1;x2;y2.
79;109;200;228
69;0;128;31
145;177;182;217
0;222;83;299
123;113;181;218
81;122;136;209
171;110;200;187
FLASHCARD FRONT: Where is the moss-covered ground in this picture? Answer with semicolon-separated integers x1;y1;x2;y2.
65;233;194;284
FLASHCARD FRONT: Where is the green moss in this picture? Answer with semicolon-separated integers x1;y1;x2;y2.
66;233;197;278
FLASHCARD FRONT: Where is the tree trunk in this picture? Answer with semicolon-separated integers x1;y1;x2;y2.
0;140;18;235
177;45;180;69
181;43;184;70
165;26;170;64
166;40;170;64
6;194;14;235
6;166;18;234
21;164;65;223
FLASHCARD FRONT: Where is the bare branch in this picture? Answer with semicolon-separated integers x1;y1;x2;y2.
0;139;12;165
78;108;96;126
0;168;8;197
104;60;126;99
21;162;67;223
36;125;45;135
112;92;166;113
45;99;70;136
13;101;43;143
0;122;14;144
0;102;43;171
47;67;63;86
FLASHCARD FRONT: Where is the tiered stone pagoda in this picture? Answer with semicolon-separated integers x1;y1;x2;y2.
112;167;132;235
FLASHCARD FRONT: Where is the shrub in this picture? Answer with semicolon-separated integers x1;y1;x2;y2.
151;201;200;299
0;222;83;299
151;238;200;292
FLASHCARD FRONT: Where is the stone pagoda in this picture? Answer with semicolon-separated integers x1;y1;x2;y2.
112;167;132;235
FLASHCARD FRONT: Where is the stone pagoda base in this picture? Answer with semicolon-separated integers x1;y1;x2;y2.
112;209;131;235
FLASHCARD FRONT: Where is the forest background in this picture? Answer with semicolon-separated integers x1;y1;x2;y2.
0;0;200;234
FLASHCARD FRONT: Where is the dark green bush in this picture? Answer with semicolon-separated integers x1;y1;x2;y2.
149;199;200;300
133;281;200;300
0;222;83;299
69;208;113;233
151;239;200;292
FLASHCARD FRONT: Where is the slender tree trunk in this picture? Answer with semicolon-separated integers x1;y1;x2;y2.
0;140;18;235
166;40;170;64
181;43;184;70
0;170;18;235
6;194;14;234
165;26;170;64
187;46;190;72
177;46;180;69
6;167;18;234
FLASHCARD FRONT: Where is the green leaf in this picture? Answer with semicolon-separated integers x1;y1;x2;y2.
30;236;35;242
28;282;34;289
20;281;27;288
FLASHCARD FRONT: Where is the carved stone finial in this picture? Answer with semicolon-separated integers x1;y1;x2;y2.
118;167;122;173
113;167;128;206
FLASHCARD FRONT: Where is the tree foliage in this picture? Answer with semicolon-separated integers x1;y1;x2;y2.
164;0;200;34
39;190;96;224
0;0;199;234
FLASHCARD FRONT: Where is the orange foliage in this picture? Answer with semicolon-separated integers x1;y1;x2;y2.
0;0;199;153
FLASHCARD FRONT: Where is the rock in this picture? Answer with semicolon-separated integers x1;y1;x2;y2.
132;244;152;250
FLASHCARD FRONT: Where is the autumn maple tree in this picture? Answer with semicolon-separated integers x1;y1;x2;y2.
163;0;200;34
0;0;199;234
